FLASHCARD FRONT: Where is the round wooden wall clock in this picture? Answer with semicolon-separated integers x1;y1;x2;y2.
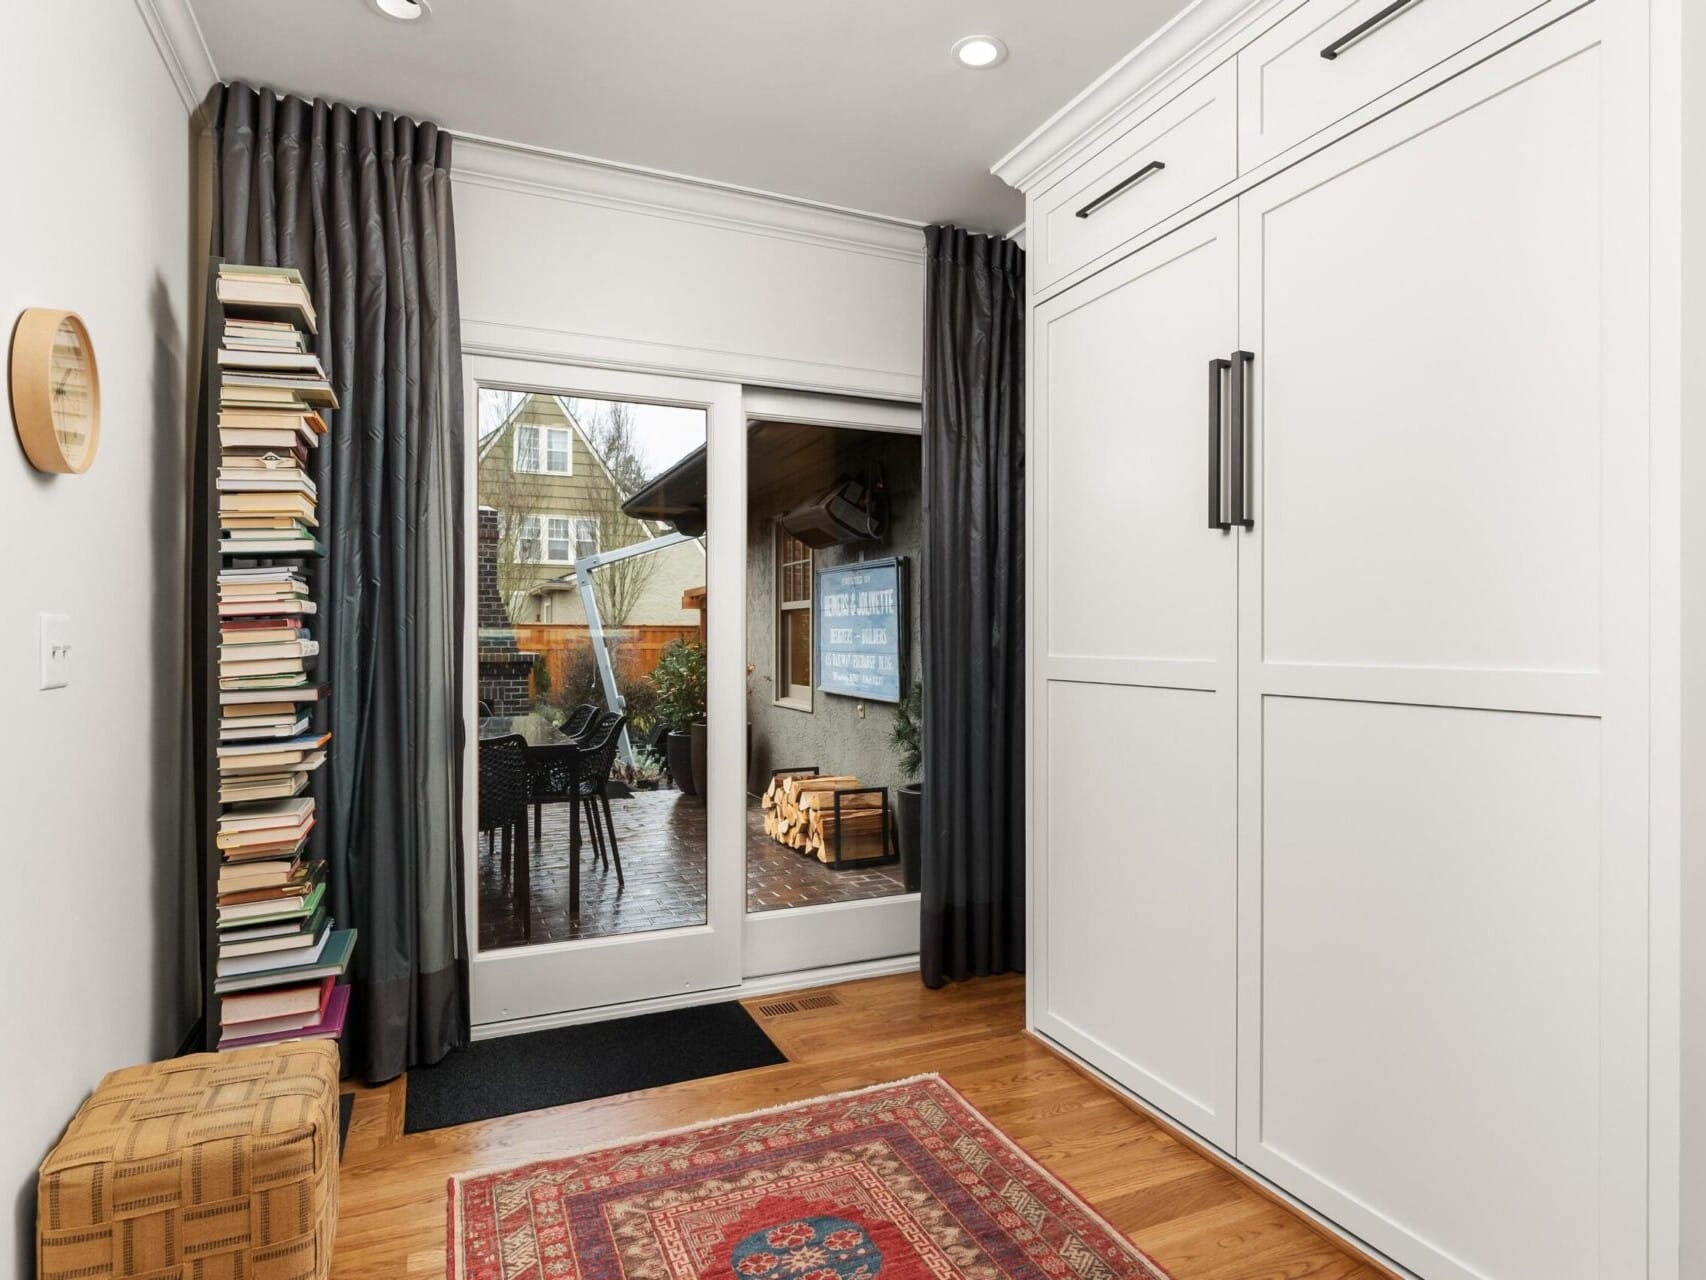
10;309;101;474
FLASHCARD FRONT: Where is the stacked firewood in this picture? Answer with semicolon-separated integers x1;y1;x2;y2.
760;771;891;864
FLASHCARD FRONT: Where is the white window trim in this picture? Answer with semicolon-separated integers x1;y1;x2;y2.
521;513;600;565
513;423;574;476
572;515;600;561
516;514;543;563
545;515;573;564
775;525;813;712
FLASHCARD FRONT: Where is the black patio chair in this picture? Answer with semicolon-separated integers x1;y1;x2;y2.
560;702;599;742
527;742;580;843
478;733;533;939
528;709;624;859
572;711;628;886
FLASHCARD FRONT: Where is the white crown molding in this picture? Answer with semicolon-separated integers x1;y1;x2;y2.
991;0;1295;194
133;0;220;112
453;134;926;267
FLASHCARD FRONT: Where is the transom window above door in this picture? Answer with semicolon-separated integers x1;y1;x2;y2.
514;424;573;475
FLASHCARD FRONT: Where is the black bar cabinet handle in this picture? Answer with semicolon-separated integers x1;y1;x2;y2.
1077;161;1166;219
1209;358;1231;531
1229;350;1255;529
1320;0;1425;59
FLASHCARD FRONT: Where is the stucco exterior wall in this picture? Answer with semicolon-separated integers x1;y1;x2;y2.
745;431;922;796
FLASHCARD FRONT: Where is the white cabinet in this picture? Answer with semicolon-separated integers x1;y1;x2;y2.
1031;206;1240;1148
1235;19;1647;1275
1030;60;1239;294
1237;0;1548;170
1023;1;1663;1276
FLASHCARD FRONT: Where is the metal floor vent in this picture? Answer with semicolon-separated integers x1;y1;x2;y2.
754;992;842;1018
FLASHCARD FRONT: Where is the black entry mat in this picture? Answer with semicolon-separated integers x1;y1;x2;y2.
403;1001;787;1133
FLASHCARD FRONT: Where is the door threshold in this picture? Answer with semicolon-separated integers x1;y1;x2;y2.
470;953;919;1040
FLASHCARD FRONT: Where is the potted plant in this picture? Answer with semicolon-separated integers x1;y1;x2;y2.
648;639;707;798
889;682;923;892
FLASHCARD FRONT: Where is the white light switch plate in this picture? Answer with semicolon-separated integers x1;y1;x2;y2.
39;613;71;690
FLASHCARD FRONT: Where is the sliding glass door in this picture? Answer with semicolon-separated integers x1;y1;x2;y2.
738;391;923;978
464;356;745;1028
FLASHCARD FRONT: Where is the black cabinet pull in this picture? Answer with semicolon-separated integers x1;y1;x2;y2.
1077;161;1166;219
1229;350;1255;529
1209;358;1232;531
1320;0;1425;60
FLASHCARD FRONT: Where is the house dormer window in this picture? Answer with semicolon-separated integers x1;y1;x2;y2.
515;423;573;475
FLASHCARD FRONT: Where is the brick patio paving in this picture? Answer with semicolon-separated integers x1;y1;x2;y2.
477;788;908;950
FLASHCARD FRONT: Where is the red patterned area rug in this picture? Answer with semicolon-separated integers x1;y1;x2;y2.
447;1074;1171;1280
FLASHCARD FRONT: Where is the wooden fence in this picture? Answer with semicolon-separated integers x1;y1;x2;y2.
513;623;699;696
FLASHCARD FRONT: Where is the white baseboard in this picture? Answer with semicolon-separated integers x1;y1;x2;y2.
470;953;919;1040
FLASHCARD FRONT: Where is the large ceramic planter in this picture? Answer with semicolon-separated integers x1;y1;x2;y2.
667;730;697;796
896;783;922;893
689;722;709;798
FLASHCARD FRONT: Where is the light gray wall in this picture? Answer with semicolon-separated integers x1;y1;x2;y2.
0;5;193;1273
745;432;921;797
453;140;925;403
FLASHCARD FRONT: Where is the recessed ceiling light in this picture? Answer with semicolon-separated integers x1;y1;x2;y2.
952;35;1008;70
369;0;429;20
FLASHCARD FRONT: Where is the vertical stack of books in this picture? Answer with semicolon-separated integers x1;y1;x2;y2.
210;264;357;1051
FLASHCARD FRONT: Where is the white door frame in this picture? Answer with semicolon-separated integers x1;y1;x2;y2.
463;354;746;1027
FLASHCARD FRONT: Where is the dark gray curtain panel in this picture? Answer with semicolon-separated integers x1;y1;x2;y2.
210;82;469;1080
919;226;1026;988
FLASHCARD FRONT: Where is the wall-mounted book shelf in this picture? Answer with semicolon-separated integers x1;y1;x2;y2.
191;259;356;1053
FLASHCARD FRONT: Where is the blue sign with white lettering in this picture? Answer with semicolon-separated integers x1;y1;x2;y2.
815;557;908;704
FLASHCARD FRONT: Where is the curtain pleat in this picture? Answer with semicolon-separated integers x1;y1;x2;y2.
919;226;1027;988
208;82;469;1080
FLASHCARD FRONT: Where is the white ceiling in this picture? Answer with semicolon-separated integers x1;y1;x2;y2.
185;0;1188;232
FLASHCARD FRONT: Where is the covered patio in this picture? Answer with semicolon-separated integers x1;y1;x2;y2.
477;788;907;950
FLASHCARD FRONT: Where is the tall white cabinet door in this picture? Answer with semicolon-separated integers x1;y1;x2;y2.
1234;7;1649;1279
1031;206;1240;1149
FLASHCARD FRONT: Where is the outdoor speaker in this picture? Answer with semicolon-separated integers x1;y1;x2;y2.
780;476;887;548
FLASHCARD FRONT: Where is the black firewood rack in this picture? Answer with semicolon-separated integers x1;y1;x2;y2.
768;766;898;871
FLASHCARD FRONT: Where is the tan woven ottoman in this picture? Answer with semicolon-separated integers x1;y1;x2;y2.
38;1041;340;1280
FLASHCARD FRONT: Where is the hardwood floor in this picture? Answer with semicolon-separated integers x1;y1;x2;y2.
335;973;1386;1279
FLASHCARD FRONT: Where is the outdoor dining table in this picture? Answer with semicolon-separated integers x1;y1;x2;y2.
479;714;585;920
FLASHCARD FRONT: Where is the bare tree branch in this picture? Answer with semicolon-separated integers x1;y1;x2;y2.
581;401;660;628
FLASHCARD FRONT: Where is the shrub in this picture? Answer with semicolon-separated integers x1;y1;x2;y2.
649;639;708;729
538;645;601;722
618;677;660;735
